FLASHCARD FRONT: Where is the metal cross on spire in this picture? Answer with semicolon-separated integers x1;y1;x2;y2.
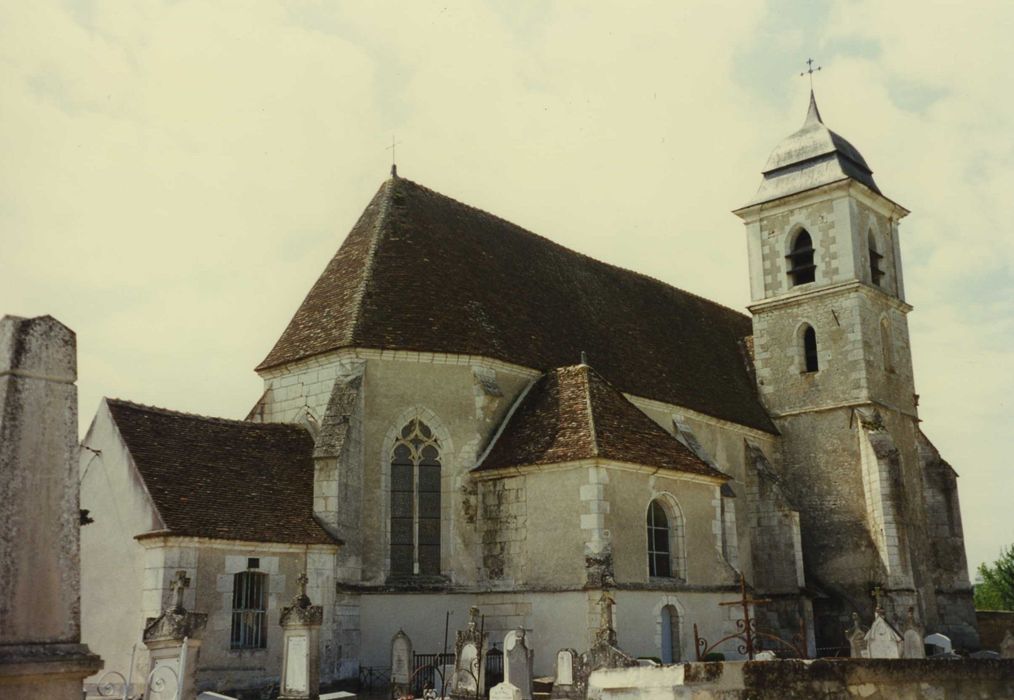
386;135;403;177
800;58;822;89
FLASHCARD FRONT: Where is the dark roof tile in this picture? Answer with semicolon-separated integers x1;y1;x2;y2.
258;177;775;433
479;364;728;479
106;399;336;545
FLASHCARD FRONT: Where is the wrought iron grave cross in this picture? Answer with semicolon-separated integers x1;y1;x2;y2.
718;574;772;659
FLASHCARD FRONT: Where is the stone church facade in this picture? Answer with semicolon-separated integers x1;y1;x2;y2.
79;95;977;695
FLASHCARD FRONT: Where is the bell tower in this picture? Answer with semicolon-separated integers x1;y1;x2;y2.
733;91;978;650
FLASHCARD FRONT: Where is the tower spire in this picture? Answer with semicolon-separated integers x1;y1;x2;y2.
804;89;823;126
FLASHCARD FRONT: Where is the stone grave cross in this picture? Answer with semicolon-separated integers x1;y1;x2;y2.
170;569;190;613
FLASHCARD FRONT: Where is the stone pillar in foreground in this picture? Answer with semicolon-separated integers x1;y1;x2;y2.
0;315;102;699
279;573;323;700
142;570;207;700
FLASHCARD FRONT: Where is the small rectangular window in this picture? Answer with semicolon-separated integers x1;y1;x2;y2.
247;557;260;570
231;571;267;649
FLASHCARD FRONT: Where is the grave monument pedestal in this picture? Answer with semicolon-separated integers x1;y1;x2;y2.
279;573;324;700
0;316;102;699
142;570;207;700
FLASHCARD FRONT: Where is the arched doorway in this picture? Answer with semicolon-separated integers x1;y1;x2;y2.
661;605;682;663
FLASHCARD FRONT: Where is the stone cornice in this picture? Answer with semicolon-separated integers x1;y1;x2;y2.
748;280;913;315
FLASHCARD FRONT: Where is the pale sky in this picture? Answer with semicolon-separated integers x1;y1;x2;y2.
2;1;1011;578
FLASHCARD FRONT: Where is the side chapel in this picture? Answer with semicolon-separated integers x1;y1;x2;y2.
80;93;978;694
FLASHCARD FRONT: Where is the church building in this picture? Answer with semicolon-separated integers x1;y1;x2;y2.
79;93;979;695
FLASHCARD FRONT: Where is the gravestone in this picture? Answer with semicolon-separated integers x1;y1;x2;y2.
278;572;323;700
142;569;208;700
555;649;575;687
864;610;902;659
1001;630;1014;659
846;613;868;658
390;630;413;698
451;607;486;699
924;632;952;656
504;629;534;700
490;681;521;700
901;607;925;659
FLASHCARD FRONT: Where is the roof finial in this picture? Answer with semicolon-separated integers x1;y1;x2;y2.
800;58;824;126
386;135;402;178
800;57;821;90
580;350;588;366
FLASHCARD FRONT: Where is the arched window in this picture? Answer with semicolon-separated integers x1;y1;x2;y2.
660;605;682;664
869;232;885;286
802;325;819;373
231;569;267;649
786;230;816;285
880;318;893;372
390;418;442;576
646;498;686;581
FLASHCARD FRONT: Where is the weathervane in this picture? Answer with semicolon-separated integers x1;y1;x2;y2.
800;58;822;89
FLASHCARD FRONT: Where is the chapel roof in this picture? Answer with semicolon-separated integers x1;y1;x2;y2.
258;175;776;434
105;398;337;545
477;364;728;479
746;91;880;206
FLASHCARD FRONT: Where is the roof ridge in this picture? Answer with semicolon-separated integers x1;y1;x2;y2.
579;365;599;458
394;177;752;322
105;397;304;430
348;178;397;345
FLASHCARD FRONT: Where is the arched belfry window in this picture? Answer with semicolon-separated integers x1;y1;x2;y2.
787;230;816;285
390;418;441;576
802;325;819;373
646;498;687;581
869;232;885;286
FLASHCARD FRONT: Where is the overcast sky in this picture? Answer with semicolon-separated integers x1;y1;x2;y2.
2;1;1011;578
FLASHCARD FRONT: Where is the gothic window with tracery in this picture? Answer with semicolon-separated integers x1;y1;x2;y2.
787;230;816;285
390;418;441;576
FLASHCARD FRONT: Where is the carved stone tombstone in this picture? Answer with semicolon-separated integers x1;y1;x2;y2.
142;570;208;700
452;607;486;699
864;610;902;659
1001;630;1014;659
390;630;413;698
846;613;869;658
901;608;925;659
504;629;534;700
577;589;637;694
279;573;323;700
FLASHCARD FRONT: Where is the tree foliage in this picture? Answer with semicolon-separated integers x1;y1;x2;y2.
974;545;1014;610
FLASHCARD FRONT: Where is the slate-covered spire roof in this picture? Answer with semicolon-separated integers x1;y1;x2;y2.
259;176;775;433
105;399;337;545
746;90;880;206
477;364;728;479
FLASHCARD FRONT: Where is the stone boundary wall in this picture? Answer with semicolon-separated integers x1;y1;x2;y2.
977;611;1014;651
587;658;1014;700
